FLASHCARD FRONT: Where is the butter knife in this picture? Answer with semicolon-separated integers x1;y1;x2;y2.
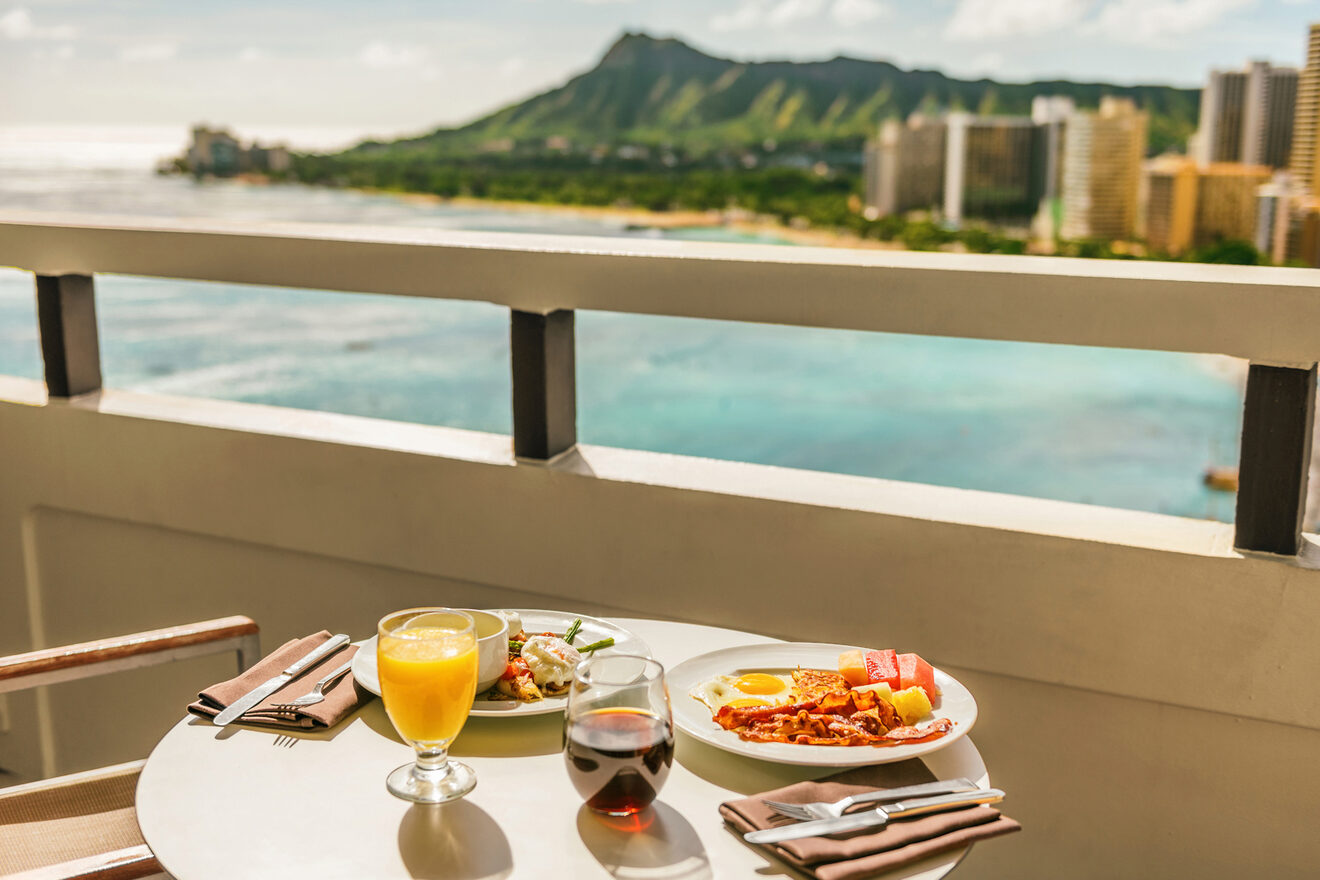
213;633;351;726
744;788;1005;845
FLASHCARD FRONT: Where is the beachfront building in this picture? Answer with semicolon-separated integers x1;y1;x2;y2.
1141;156;1272;255
1141;156;1199;254
944;112;1043;226
183;126;293;177
1255;175;1292;259
187;126;242;177
1030;96;1074;239
1060;97;1147;241
1256;185;1320;265
862;115;946;217
1196;61;1297;168
1197;163;1274;246
1291;25;1320;191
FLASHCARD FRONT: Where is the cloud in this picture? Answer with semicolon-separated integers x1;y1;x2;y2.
710;1;765;31
358;40;440;80
944;0;1252;43
768;0;826;26
712;0;882;31
966;51;1005;74
945;0;1092;41
30;43;74;61
237;46;265;63
358;40;427;69
119;41;177;62
1;7;76;40
1088;0;1253;45
831;0;888;26
499;57;527;78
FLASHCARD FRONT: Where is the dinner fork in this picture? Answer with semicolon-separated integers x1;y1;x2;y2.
271;659;354;712
763;777;977;821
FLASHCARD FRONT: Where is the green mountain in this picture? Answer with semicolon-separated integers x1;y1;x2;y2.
353;32;1200;157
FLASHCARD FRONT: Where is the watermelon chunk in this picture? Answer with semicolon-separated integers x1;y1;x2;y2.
897;652;937;701
863;649;900;688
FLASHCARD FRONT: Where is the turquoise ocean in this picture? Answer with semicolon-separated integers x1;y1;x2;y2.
0;126;1245;522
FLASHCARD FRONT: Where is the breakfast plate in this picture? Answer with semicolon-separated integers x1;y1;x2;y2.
352;609;652;717
667;642;977;766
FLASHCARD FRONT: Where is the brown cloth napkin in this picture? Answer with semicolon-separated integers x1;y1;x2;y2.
188;631;371;729
720;762;1020;880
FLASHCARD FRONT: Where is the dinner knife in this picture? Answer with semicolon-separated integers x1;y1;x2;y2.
744;788;1005;845
213;633;351;726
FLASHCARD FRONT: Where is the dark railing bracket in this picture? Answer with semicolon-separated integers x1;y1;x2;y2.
510;308;576;461
1234;362;1317;556
35;273;102;398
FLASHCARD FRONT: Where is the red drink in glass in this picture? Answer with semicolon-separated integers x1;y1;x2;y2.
564;707;674;815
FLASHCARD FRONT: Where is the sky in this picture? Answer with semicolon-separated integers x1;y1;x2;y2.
2;0;1320;145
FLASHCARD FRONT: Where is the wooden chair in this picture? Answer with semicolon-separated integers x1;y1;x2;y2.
0;616;260;880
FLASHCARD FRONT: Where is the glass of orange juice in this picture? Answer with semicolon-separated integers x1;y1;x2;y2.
377;608;479;803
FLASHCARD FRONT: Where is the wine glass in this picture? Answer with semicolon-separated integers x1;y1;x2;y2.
563;655;674;816
377;608;479;804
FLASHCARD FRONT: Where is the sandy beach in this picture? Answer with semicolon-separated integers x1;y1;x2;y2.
369;189;904;251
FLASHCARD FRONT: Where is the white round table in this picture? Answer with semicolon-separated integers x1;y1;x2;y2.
136;618;988;880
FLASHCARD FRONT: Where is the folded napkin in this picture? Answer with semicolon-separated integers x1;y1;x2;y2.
189;631;370;729
720;762;1020;880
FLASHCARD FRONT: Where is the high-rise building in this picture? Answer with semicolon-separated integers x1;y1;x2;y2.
1141;156;1271;255
1197;61;1297;168
1255;175;1292;260
1290;25;1320;191
862;115;946;217
1031;96;1074;239
1061;97;1148;241
1141;156;1198;254
1196;163;1274;246
944;113;1043;225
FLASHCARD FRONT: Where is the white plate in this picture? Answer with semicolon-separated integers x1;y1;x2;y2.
352;609;653;717
668;642;977;766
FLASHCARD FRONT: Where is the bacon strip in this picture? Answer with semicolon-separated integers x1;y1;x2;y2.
714;699;818;729
713;690;953;747
732;714;953;747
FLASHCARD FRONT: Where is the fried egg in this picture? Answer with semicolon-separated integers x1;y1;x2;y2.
689;672;796;713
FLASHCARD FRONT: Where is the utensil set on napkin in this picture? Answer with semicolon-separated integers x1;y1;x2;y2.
189;631;368;729
721;762;1020;880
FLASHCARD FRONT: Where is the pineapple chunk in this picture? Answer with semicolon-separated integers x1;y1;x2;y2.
853;682;893;703
891;686;933;725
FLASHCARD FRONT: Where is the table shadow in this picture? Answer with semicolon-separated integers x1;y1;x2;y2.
576;801;712;880
450;713;564;758
673;731;830;796
397;801;513;880
360;702;563;757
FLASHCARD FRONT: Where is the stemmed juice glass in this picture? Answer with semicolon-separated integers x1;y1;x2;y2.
377;608;479;804
564;655;674;816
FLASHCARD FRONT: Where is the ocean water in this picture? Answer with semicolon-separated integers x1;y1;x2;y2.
0;125;1245;522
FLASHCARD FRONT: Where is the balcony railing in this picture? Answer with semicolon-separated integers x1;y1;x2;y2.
6;212;1320;878
3;211;1319;554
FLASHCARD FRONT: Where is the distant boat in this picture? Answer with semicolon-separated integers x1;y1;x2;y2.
1203;467;1239;492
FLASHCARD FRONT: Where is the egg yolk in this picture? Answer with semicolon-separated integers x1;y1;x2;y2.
726;698;770;709
734;673;787;695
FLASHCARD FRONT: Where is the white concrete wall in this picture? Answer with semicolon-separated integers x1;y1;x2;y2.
2;378;1318;878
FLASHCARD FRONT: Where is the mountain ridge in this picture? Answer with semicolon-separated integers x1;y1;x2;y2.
350;32;1200;156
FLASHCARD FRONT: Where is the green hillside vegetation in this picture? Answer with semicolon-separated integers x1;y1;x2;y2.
285;33;1263;265
341;33;1199;157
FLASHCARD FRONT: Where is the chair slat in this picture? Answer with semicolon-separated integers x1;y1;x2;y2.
0;616;259;686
